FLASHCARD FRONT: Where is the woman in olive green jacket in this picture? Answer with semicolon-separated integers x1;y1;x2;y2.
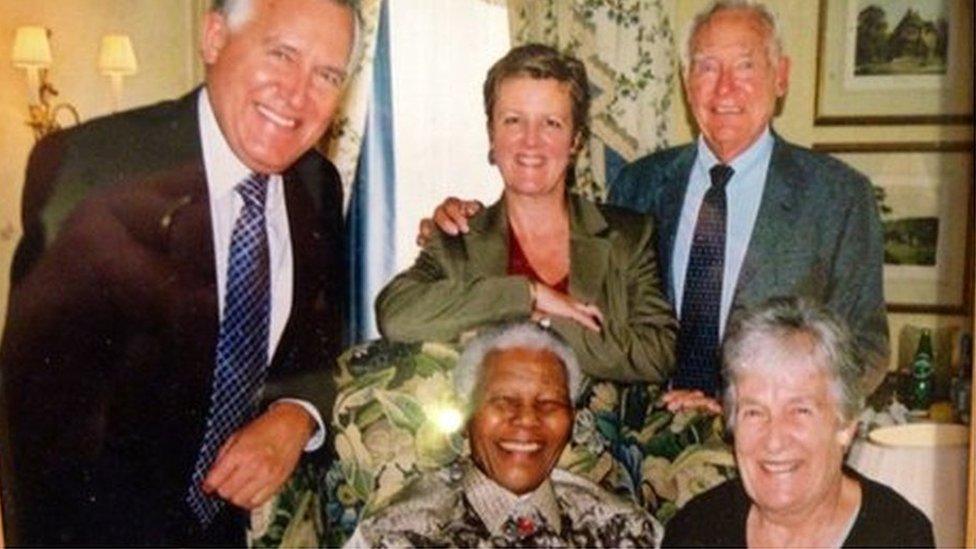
375;44;676;383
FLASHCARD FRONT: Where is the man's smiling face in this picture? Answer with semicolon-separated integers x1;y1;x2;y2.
468;347;574;495
201;0;355;174
685;8;789;163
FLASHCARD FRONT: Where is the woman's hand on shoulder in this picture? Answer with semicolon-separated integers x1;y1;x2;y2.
531;281;604;333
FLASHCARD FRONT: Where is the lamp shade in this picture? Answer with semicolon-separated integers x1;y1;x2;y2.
11;26;52;67
98;34;138;75
847;423;969;548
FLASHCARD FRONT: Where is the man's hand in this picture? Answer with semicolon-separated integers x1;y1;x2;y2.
661;389;723;415
416;197;483;246
532;281;604;333
202;402;314;509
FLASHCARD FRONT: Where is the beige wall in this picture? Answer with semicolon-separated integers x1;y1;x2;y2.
670;0;975;373
0;0;200;335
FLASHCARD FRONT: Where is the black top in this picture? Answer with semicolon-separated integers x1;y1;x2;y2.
662;468;934;548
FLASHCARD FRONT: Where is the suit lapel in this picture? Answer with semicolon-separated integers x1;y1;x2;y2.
463;195;611;303
274;163;330;368
143;92;219;398
465;200;510;278
568;195;610;303
153;91;215;301
162;167;214;283
657;145;697;300
732;136;801;309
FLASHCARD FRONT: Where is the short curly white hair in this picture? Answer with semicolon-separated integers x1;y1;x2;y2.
454;323;582;415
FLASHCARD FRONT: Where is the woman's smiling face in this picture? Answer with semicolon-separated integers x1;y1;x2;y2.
733;333;856;519
489;77;579;199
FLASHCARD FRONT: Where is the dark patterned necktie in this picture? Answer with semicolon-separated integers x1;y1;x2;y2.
672;164;734;396
187;172;271;526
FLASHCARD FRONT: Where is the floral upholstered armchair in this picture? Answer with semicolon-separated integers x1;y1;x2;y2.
248;340;736;548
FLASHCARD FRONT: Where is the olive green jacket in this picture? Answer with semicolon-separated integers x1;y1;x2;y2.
375;194;677;383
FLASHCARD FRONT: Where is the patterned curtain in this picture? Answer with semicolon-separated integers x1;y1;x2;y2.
301;0;391;343
506;0;676;200
320;0;385;209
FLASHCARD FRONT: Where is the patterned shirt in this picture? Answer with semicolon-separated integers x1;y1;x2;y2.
346;462;660;548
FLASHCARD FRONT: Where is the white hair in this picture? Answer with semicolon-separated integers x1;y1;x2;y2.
212;0;257;29
454;323;583;415
210;0;363;70
721;297;866;430
681;0;785;77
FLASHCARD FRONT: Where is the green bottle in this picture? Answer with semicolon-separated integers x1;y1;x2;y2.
910;329;934;412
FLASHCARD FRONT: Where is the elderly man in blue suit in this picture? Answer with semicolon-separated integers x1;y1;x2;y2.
426;0;888;400
611;0;887;399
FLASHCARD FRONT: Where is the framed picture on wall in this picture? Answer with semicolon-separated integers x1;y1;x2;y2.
814;0;973;125
813;142;974;314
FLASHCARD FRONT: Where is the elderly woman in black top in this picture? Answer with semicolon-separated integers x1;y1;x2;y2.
663;297;933;548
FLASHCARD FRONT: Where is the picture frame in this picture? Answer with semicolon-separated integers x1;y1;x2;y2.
814;0;973;125
812;142;974;314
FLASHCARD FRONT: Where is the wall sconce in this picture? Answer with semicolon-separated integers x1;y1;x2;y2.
98;34;138;112
11;26;80;141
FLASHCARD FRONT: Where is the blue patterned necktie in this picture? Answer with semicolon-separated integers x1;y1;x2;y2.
187;172;271;526
672;164;734;396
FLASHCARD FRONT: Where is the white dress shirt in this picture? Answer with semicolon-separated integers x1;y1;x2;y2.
671;127;773;337
197;89;324;450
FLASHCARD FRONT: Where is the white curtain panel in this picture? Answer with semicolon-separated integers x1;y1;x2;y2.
387;0;510;272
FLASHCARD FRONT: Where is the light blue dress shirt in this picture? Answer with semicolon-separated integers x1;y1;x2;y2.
671;128;774;336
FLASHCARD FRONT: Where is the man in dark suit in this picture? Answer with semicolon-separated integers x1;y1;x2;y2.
425;1;887;399
611;0;887;401
0;0;354;545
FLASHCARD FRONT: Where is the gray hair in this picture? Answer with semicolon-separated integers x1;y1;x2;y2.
210;0;256;29
210;0;362;69
454;323;582;415
722;297;865;429
681;0;785;77
212;0;359;26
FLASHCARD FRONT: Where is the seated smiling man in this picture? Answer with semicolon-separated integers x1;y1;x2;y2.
346;323;660;547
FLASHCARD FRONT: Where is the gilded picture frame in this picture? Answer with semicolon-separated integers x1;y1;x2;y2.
814;0;973;125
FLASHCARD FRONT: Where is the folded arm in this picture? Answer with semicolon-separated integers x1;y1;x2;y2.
551;217;678;383
376;232;533;342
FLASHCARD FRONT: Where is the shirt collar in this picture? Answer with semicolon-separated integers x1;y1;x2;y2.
696;126;774;177
197;88;257;201
461;462;562;536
